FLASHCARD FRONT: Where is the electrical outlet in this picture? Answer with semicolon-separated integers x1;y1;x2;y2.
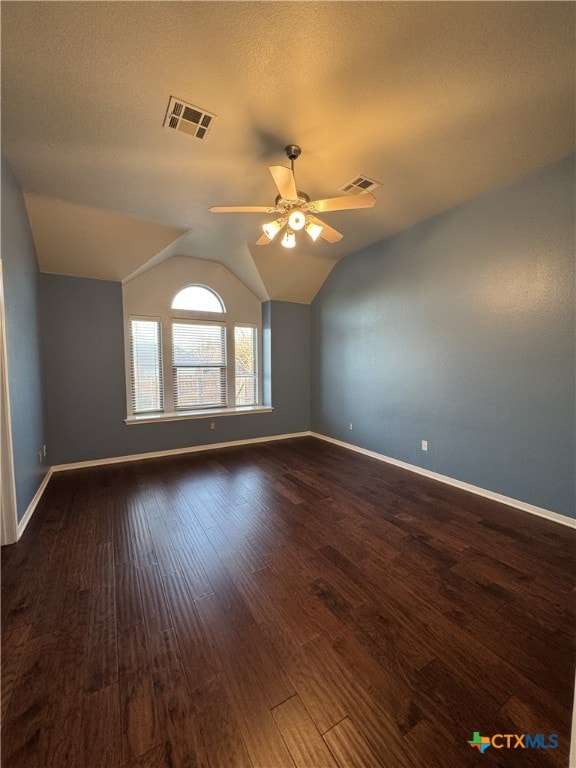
209;421;216;430
349;422;354;431
38;450;43;463
421;440;428;451
43;444;47;457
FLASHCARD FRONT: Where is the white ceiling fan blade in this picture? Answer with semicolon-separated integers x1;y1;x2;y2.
210;205;274;213
309;216;343;243
269;165;298;201
255;233;271;245
310;193;376;213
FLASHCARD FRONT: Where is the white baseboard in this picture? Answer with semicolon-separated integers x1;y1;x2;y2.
17;467;54;540
50;431;312;473
16;432;311;539
16;430;575;540
311;432;576;529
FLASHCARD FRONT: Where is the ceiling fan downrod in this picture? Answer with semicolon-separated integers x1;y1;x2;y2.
285;144;301;174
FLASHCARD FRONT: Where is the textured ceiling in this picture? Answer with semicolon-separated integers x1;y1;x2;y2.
2;1;574;303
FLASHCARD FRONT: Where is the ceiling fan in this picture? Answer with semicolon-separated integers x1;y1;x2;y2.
210;145;376;248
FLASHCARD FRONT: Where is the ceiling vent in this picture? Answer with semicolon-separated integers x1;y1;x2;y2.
163;96;216;140
340;175;381;194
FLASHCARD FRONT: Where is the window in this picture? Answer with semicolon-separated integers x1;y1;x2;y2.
125;281;264;420
235;326;258;406
129;319;163;413
171;285;225;313
172;321;226;408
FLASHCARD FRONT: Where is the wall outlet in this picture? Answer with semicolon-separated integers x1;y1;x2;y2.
38;450;43;463
349;422;354;431
209;421;216;430
421;440;428;451
43;444;47;457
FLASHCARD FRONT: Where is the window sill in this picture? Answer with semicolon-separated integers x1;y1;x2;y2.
125;405;273;425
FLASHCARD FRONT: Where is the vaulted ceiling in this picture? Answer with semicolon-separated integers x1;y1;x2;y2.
2;2;574;303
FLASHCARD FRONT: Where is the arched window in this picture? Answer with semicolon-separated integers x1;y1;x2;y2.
127;276;260;418
171;285;225;313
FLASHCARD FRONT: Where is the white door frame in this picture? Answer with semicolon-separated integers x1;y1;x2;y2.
0;260;18;545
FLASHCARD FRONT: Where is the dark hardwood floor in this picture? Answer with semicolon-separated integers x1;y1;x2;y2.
2;437;574;768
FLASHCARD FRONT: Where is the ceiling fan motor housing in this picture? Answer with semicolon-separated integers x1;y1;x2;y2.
275;191;310;208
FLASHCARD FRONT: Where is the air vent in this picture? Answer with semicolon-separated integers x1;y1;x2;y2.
163;96;216;140
340;175;381;194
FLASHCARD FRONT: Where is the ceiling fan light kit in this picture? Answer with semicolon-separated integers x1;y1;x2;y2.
210;144;376;249
288;210;306;231
281;228;296;249
262;217;286;240
263;211;321;247
304;219;323;242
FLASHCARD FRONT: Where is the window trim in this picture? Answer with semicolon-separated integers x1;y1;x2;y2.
124;404;273;425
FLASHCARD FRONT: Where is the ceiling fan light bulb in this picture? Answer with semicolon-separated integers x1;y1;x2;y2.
305;220;323;242
281;229;296;249
288;210;306;231
262;218;285;240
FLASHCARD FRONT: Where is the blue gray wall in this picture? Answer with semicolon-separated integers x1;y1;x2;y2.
311;155;575;518
41;276;310;465
1;156;48;522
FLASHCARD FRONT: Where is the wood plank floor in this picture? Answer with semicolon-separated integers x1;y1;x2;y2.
2;437;574;768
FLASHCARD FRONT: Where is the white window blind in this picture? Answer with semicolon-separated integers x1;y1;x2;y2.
234;326;258;406
172;322;226;408
129;319;163;413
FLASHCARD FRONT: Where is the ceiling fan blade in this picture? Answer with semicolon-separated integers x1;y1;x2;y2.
269;165;298;201
310;193;376;213
255;233;271;245
309;216;343;243
210;205;273;213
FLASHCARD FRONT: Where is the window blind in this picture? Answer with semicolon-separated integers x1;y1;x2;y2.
234;326;258;406
129;319;163;413
172;321;226;408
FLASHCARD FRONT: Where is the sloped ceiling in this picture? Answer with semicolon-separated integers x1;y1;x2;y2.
2;2;574;303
